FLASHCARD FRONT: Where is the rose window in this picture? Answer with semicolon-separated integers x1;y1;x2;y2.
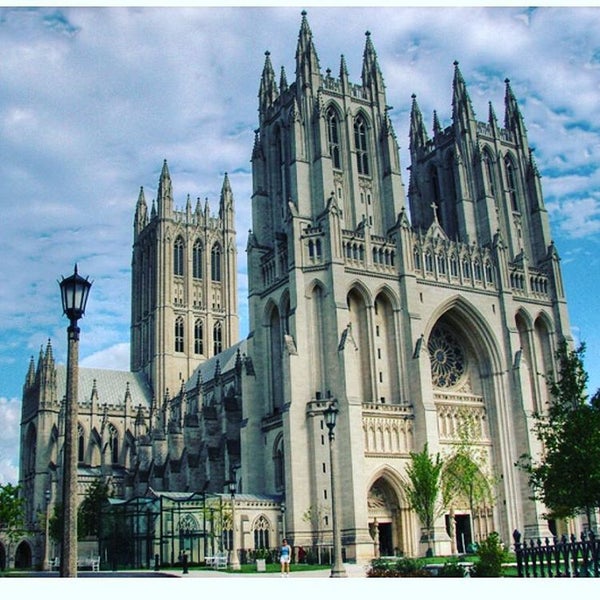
428;325;466;388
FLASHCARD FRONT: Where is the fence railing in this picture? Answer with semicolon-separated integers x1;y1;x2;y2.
513;529;600;577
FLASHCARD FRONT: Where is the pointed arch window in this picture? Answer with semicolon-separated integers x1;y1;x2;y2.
484;150;496;198
108;424;119;464
327;107;341;169
213;321;222;355
175;316;185;353
505;156;519;212
78;424;85;463
174;236;185;277
253;516;271;550
211;243;222;282
354;115;370;176
194;319;204;355
192;240;203;279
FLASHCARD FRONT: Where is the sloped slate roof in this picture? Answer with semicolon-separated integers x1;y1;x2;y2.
55;365;152;409
184;338;248;393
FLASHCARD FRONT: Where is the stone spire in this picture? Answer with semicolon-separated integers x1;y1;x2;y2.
451;61;476;134
134;186;148;238
157;159;173;217
361;30;385;99
259;50;278;114
409;94;429;152
295;10;321;92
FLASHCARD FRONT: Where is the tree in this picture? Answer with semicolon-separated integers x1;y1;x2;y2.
78;479;111;538
0;483;26;542
400;443;444;556
518;341;600;526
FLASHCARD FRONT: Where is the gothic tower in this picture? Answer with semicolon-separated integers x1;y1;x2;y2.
244;12;405;562
131;161;239;408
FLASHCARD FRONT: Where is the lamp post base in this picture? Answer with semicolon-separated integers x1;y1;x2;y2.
330;564;348;578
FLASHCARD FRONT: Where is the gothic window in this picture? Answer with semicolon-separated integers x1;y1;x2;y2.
192;240;203;279
484;150;496;198
108;424;119;464
327;107;341;169
273;436;284;491
431;167;441;208
78;424;85;463
413;247;421;270
462;259;471;279
485;261;494;284
194;319;204;355
174;236;185;277
424;251;434;273
175;316;184;353
213;321;222;355
354;115;370;176
450;254;459;277
211;243;222;282
505;156;519;212
473;260;482;281
437;254;446;275
253;516;271;550
428;324;466;388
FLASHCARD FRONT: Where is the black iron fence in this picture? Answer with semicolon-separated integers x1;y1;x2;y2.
513;529;600;577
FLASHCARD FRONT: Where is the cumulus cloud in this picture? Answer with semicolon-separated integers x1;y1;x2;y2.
0;397;21;484
1;5;600;481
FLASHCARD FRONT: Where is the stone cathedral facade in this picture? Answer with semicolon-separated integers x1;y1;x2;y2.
15;12;576;568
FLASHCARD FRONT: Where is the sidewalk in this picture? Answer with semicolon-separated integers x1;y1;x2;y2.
176;563;367;578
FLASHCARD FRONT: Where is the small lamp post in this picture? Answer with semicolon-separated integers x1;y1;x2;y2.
58;264;92;578
324;402;347;578
228;479;241;570
42;488;51;571
281;501;286;541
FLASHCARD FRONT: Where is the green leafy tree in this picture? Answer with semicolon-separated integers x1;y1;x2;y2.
0;483;26;542
518;342;600;525
400;444;444;556
78;479;111;538
48;479;112;543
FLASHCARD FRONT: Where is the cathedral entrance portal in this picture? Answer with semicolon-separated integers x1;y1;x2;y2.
368;476;406;557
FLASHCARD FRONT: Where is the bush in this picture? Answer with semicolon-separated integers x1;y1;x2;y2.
471;532;508;577
437;560;468;577
367;557;431;578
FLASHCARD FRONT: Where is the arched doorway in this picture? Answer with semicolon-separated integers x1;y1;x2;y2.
367;477;406;557
14;540;32;569
0;541;6;570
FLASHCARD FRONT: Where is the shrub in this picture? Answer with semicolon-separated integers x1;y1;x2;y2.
471;532;508;577
367;556;431;577
437;560;468;577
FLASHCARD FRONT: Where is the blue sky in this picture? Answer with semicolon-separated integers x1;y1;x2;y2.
1;5;599;484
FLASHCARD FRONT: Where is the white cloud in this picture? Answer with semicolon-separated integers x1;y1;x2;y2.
1;5;600;480
80;342;131;371
0;397;21;485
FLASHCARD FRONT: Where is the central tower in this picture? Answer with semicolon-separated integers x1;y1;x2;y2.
131;161;238;408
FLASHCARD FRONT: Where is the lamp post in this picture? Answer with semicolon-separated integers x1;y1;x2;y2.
280;501;286;541
58;264;92;578
228;479;241;570
323;402;347;578
42;489;51;571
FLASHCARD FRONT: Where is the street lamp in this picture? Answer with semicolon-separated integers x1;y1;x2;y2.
42;489;51;571
323;402;347;578
58;264;92;578
228;479;241;570
281;501;286;541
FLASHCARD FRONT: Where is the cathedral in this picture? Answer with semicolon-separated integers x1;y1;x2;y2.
13;11;576;569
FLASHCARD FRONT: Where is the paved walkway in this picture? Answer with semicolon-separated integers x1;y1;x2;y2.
172;562;368;578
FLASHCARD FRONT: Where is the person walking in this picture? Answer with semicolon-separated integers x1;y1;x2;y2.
280;538;291;577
